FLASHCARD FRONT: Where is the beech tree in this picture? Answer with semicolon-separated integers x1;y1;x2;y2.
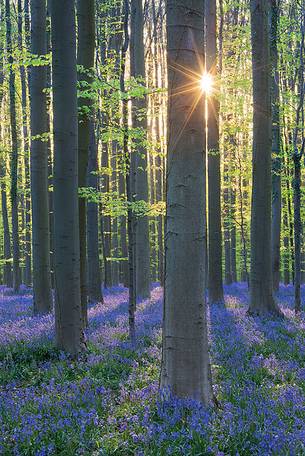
161;0;213;403
130;0;151;299
206;0;224;304
77;0;96;325
6;0;21;292
271;0;281;293
30;0;52;314
248;0;281;315
51;0;82;355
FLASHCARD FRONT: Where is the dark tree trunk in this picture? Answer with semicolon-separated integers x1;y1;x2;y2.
248;0;281;315
206;0;224;304
30;0;52;314
51;0;82;355
6;0;21;292
18;0;32;287
77;0;95;325
130;0;151;299
87;121;103;303
271;0;282;293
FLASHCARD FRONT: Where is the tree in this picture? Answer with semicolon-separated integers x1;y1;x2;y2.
248;0;281;315
5;0;21;292
130;0;151;299
161;0;213;403
51;0;82;355
271;0;282;293
18;0;32;287
292;5;304;312
87;121;103;303
77;0;95;326
0;2;12;288
206;0;224;304
30;0;52;314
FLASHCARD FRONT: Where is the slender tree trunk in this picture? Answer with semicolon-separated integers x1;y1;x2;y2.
18;0;32;287
6;0;21;292
206;0;224;304
101;146;112;288
271;0;282;293
283;209;290;285
248;0;281;316
230;186;237;282
0;4;12;287
130;0;151;299
51;0;82;355
292;10;304;312
87;121;103;303
77;0;95;325
161;0;213;404
0;165;12;288
30;0;52;314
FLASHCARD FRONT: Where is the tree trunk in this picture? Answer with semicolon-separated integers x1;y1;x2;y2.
0;4;12;288
6;0;21;292
130;0;151;299
248;0;281;315
30;0;52;314
87;121;103;303
161;0;213;404
271;0;281;293
18;0;32;287
206;0;224;304
51;0;82;355
77;0;95;325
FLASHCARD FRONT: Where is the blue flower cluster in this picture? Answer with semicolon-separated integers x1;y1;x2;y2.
0;283;304;455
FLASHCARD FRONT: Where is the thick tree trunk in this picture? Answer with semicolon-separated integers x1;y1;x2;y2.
206;0;224;304
161;0;213;404
51;0;82;355
6;0;21;292
130;0;151;299
87;121;103;303
77;0;95;325
271;0;281;293
30;0;52;314
248;0;281;315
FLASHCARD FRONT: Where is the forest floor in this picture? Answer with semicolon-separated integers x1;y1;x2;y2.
0;283;304;456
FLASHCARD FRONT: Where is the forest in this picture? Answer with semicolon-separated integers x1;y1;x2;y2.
0;0;304;454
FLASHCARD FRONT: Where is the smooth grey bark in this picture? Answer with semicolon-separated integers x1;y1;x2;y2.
101;146;112;288
271;0;281;293
161;0;213;403
6;0;21;293
230;187;237;282
87;121;103;303
130;0;151;299
283;209;290;285
18;0;32;287
292;12;304;313
118;171;129;287
77;0;95;325
248;0;281;315
0;6;12;287
30;0;52;314
206;0;224;304
0;165;12;288
51;0;82;355
120;0;135;344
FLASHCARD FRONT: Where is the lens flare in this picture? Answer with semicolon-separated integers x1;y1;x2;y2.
200;73;213;94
